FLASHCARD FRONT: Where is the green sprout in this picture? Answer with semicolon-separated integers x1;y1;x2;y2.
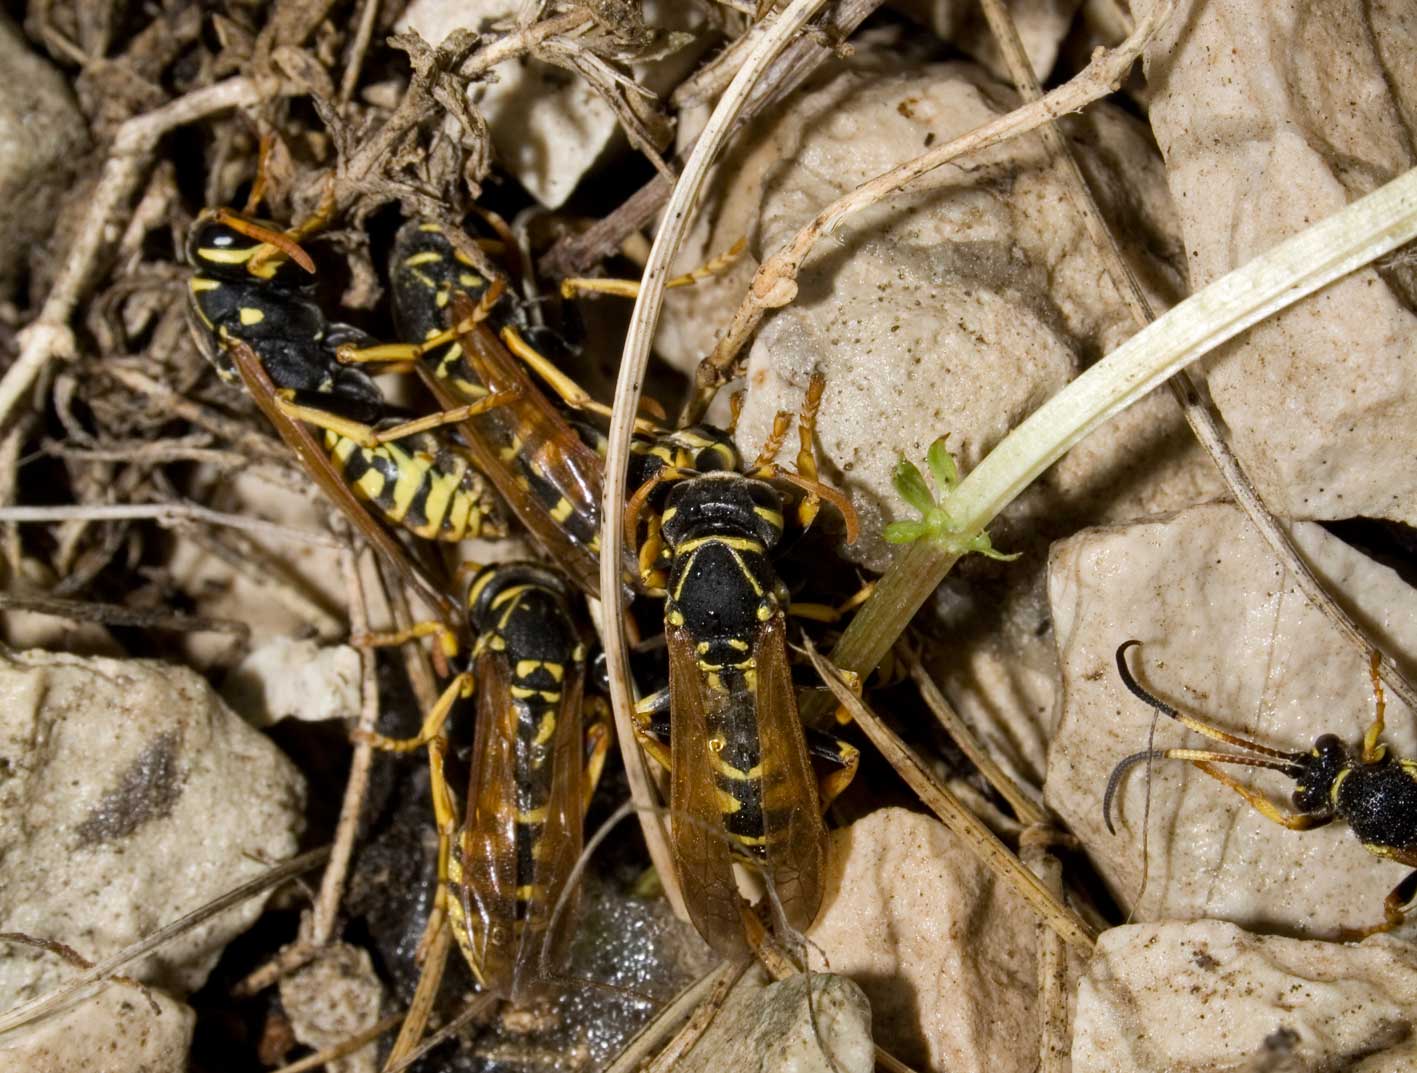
884;437;1020;561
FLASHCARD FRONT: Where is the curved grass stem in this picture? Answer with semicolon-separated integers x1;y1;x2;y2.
807;164;1417;717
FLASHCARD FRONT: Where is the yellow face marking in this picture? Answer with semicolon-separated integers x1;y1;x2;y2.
197;245;257;266
189;277;220;292
238;306;265;326
403;251;444;267
1330;766;1352;808
661;506;677;524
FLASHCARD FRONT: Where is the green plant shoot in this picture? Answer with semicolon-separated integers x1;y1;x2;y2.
884;437;1020;562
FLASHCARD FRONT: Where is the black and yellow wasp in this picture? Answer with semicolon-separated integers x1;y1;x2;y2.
338;219;741;598
359;562;609;998
624;379;863;957
184;209;505;615
1106;640;1417;939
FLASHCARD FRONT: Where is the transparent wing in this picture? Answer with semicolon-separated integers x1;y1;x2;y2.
752;613;827;934
454;647;521;994
509;667;585;999
226;339;455;621
666;623;749;958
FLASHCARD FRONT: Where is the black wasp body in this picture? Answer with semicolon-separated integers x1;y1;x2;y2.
646;472;840;956
1106;640;1417;938
367;219;741;594
184;211;500;545
186;212;381;417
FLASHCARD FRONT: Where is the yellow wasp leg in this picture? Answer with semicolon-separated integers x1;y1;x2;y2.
788;581;876;624
631;691;674;772
275;398;383;449
582;698;614;815
1363;649;1388;765
355;671;474;753
366;387;521;444
558;238;745;299
352;619;461;664
500;326;664;435
1187;758;1333;830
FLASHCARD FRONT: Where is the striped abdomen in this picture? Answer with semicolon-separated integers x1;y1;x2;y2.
325;430;501;541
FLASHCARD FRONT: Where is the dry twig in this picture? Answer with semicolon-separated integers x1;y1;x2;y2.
0;77;275;434
805;640;1095;950
977;0;1417;713
0;501;345;548
681;1;1176;423
0;847;330;1036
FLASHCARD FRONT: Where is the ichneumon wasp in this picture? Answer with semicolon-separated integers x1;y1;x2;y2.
357;561;610;999
1105;639;1417;939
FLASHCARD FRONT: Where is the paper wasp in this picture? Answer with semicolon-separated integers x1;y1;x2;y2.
1105;639;1417;939
337;219;743;598
623;379;863;957
359;562;610;998
184;209;507;616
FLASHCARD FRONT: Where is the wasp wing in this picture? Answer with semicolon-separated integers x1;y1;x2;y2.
512;664;585;998
226;339;455;622
752;612;828;934
453;645;520;994
665;622;750;958
456;645;586;1000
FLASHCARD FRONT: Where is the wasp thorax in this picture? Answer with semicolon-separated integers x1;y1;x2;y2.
1292;733;1349;813
467;561;571;633
661;474;782;550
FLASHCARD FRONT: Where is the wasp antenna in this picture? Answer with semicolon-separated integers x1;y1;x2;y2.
1115;641;1302;761
1103;749;1158;835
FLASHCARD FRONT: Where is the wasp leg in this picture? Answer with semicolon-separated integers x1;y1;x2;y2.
582;697;614;814
791;373;826;529
558;238;746;299
806;727;859;811
351;619;461;664
366;386;521;444
1363;649;1388;765
500;326;665;434
632;690;674;772
275;398;383;449
418;731;457;962
355;671;474;753
338;278;508;366
788;581;876;625
1340;861;1417;941
1186;758;1336;830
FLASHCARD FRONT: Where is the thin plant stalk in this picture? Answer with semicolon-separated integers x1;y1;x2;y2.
813;164;1417;709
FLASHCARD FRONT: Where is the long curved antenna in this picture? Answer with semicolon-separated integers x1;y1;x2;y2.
1115;641;1303;761
1103;747;1305;834
209;208;316;274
